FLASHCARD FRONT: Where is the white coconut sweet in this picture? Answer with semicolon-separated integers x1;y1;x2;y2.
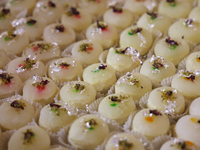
186;52;200;71
189;7;200;23
189;97;200;116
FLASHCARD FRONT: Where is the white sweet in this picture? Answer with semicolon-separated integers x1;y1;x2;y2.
132;109;170;140
186;52;200;71
124;0;148;16
61;8;92;32
199;0;200;6
105;133;145;150
0;49;9;69
60;81;96;109
23;41;61;64
49;146;70;150
39;103;77;132
0;98;35;130
175;115;200;147
83;63;116;92
120;26;153;55
147;87;185;115
8;125;51;150
68;114;109;149
71;40;103;66
43;23;76;50
158;0;192;19
7;57;45;82
137;12;172;34
154;37;189;66
168;19;200;44
140;56;176;83
189;7;200;23
115;72;152;101
86;21;118;49
48;57;83;83
98;93;136;125
189;97;200;116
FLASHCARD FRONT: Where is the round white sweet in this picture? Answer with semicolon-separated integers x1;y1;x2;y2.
154;37;190;66
98;93;136;125
137;12;172;34
171;70;200;100
186;52;200;71
8;125;51;150
189;97;200;116
124;0;148;16
39;103;77;132
68;114;109;149
48;57;83;83
43;23;76;50
0;49;9;69
106;47;141;73
140;56;176;83
71;40;103;66
115;72;152;101
0;30;29;56
83;63;116;92
60;81;96;109
7;57;45;82
120;26;153;55
105;133;145;150
147;87;185;115
23;41;61;64
132;109;170;140
61;8;92;32
103;8;134;31
175;115;200;147
86;21;118;49
158;0;192;19
168;19;200;44
0;98;35;130
49;146;70;150
189;7;200;23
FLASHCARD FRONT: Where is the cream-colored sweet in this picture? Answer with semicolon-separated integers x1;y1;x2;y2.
168;19;200;44
140;56;176;83
39;103;77;132
189;7;200;23
7;57;45;82
132;109;170;140
49;146;70;150
15;17;46;42
83;63;116;92
23;41;61;64
8;125;51;150
71;40;103;66
186;52;200;71
43;23;76;50
105;133;145;150
154;37;190;66
0;98;35;130
23;76;58;105
160;139;200;150
48;57;83;83
61;7;92;32
79;0;108;16
103;7;134;31
120;26;153;55
60;81;96;109
106;47;141;73
175;115;200;147
98;93;136;125
124;0;148;16
137;12;172;34
158;0;192;19
33;0;64;25
0;30;29;56
189;97;200;116
0;71;22;99
115;72;152;101
171;70;200;100
147;87;185;115
199;0;200;6
86;21;118;49
68;114;109;149
0;49;9;69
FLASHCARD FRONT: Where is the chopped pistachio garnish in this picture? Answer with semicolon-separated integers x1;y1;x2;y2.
55;25;65;32
183;19;194;27
91;64;107;72
112;7;123;13
32;79;49;89
85;119;97;130
166;0;176;7
20;58;36;70
66;7;80;16
79;43;93;53
149;109;162;116
10;100;26;110
146;12;157;20
48;1;56;8
26;19;37;26
109;95;126;107
49;103;62;116
118;139;133;149
88;0;101;3
94;21;107;29
165;37;179;50
59;62;70;68
0;9;10;19
23;129;35;144
159;89;177;101
73;83;85;91
150;56;168;73
110;96;122;102
180;70;196;82
0;73;13;84
10;0;23;5
114;48;126;54
127;76;142;88
4;31;17;41
32;43;52;52
128;28;142;35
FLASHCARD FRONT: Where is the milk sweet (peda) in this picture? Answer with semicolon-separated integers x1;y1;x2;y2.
189;7;200;23
186;52;200;71
0;49;10;69
189;97;200;116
